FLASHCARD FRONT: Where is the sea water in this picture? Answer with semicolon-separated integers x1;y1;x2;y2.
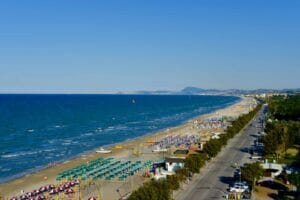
0;94;239;182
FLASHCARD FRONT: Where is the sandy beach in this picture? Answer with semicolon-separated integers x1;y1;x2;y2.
0;96;257;200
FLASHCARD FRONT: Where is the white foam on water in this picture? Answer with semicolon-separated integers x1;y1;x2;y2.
95;127;103;132
82;132;93;136
1;150;39;158
0;168;11;172
126;121;141;125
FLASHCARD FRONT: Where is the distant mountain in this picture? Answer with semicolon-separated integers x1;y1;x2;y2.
179;87;222;94
125;87;300;95
135;90;176;95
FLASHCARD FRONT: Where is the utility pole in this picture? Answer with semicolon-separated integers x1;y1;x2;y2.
239;166;242;183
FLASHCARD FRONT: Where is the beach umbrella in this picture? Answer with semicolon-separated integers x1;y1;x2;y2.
58;186;64;192
70;181;75;186
88;197;97;200
36;195;45;200
47;184;55;190
19;195;28;200
64;188;74;194
49;188;59;195
26;192;35;197
63;182;70;189
39;186;46;193
32;190;39;195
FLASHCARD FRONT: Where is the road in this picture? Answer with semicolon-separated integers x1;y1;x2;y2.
176;105;267;200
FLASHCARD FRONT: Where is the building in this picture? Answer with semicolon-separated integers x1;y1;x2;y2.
165;157;185;172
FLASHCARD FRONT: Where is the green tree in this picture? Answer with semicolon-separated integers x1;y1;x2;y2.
185;154;205;173
288;173;300;190
203;139;222;158
128;180;171;200
241;162;264;186
175;168;189;182
166;175;180;190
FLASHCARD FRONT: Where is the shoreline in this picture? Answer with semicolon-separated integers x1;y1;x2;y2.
0;96;254;198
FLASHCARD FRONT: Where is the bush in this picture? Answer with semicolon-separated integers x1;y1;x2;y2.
128;180;172;200
175;168;189;182
185;154;205;173
203;139;222;158
166;175;180;190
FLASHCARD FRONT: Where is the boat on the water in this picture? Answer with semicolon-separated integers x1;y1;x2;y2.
96;147;112;154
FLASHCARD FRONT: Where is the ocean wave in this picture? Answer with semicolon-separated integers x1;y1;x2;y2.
0;148;57;159
61;140;72;146
104;125;128;132
148;125;157;130
0;168;11;172
1;151;40;158
43;148;56;152
47;139;57;144
126;121;142;125
81;132;94;137
95;127;103;132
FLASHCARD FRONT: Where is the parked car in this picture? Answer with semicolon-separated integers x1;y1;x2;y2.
229;182;249;193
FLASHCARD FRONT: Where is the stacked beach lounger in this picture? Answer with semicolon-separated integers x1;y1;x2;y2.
56;158;154;182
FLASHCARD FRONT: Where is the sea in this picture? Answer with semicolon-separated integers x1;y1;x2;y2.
0;94;240;183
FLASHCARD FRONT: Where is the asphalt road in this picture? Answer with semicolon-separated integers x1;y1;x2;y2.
177;105;267;200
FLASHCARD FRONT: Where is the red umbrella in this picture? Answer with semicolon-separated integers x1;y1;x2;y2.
45;185;51;191
36;195;45;200
58;186;64;192
63;182;70;189
19;195;27;200
64;188;74;194
70;181;75;186
88;197;97;200
39;186;46;193
49;189;58;195
26;192;35;197
33;190;40;195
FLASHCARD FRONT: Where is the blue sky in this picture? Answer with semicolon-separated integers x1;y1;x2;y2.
0;0;299;93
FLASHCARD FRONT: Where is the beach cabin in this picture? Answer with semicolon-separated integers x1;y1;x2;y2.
165;157;185;172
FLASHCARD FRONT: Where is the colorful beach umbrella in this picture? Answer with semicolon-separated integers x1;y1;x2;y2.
36;195;45;200
64;188;74;194
19;195;27;200
49;188;59;195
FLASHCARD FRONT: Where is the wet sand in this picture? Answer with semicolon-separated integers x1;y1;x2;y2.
0;96;256;199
